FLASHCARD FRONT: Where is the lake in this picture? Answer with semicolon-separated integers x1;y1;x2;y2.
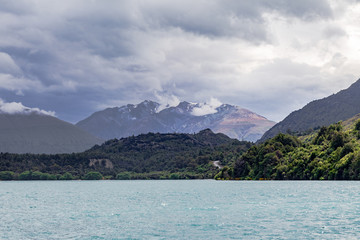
1;180;360;239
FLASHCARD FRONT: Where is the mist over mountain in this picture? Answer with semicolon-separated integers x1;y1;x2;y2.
76;100;275;142
0;112;102;154
259;78;360;142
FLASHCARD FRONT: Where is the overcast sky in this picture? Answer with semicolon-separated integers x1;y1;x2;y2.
0;0;360;123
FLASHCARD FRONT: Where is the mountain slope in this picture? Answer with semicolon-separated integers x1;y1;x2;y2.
0;129;252;179
0;113;102;154
259;78;360;142
76;100;275;142
218;116;360;180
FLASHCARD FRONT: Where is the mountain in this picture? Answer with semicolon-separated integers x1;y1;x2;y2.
0;113;102;154
217;116;360;180
0;129;252;180
76;100;275;142
259;78;360;142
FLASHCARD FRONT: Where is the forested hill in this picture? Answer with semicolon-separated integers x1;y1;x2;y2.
0;129;252;180
216;115;360;180
259;78;360;142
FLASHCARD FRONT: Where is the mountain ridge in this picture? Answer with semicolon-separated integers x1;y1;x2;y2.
0;112;102;154
259;78;360;142
216;113;360;180
76;100;276;142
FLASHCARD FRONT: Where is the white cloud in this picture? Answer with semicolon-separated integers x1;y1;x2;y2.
191;98;223;116
154;91;181;112
0;73;44;92
0;52;22;75
0;99;55;116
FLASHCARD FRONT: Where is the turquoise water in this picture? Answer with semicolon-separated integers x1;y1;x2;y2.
1;181;360;239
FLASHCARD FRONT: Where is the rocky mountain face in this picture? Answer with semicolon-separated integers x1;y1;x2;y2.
0;113;102;154
259;78;360;142
76;100;275;142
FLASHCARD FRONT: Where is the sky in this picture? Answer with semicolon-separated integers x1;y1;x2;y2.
0;0;360;123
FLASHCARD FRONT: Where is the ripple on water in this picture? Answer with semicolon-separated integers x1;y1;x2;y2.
1;180;360;239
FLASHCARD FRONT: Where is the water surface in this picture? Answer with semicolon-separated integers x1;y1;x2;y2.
1;180;360;239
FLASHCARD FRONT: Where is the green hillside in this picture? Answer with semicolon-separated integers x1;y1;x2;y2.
0;129;252;180
217;115;360;180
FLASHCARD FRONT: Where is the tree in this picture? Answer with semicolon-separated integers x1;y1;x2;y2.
31;171;43;180
18;171;32;180
331;133;345;149
355;120;360;131
60;172;74;180
84;171;103;180
0;171;15;180
116;172;131;180
169;173;180;179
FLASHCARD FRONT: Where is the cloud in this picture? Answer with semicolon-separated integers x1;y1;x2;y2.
269;0;333;20
0;0;359;123
323;26;347;38
0;98;55;116
0;52;22;75
139;0;333;41
191;98;223;116
0;73;44;93
223;58;355;121
154;91;181;112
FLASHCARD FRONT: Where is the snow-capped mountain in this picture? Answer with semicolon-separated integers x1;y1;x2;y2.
76;100;276;142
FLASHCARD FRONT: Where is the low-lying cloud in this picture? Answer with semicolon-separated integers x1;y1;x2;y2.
0;99;55;116
154;91;181;113
191;98;223;116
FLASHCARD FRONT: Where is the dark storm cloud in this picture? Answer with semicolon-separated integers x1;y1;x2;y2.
0;0;356;122
54;16;135;58
266;0;333;20
138;0;333;41
0;0;33;14
0;47;60;85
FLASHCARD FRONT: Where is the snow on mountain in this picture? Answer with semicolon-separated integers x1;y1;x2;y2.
76;100;276;142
